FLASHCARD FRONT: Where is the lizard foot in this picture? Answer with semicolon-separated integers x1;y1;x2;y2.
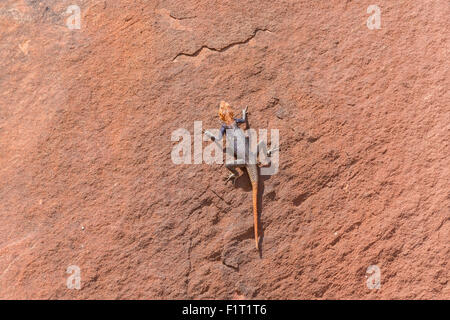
242;106;248;117
267;147;280;157
225;173;238;185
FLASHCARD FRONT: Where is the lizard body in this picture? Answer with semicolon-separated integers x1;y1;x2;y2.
205;101;276;251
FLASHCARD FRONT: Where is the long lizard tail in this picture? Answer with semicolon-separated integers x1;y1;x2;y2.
251;181;259;250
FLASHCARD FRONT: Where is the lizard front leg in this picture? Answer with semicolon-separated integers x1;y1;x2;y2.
242;106;248;122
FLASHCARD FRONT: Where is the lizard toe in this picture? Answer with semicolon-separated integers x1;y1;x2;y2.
225;173;238;185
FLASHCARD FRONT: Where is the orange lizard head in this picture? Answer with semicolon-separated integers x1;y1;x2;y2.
218;101;234;125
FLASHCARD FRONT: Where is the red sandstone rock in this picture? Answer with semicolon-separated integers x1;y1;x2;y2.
0;0;448;299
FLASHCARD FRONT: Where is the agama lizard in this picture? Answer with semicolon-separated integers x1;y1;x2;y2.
204;101;277;251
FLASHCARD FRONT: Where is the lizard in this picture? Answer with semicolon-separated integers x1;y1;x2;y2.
204;101;278;251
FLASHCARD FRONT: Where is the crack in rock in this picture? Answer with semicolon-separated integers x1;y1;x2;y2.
185;238;193;296
172;28;271;61
169;13;197;20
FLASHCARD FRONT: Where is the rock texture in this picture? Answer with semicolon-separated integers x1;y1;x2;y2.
0;0;448;299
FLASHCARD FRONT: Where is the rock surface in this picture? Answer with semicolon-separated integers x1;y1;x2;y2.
0;0;448;299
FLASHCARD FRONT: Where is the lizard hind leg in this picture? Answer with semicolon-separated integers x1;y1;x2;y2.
255;141;280;167
257;141;280;158
225;162;245;185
